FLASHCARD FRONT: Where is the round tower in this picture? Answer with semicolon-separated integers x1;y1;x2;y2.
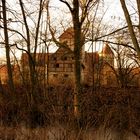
101;43;114;66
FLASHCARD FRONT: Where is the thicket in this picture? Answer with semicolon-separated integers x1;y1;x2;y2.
0;84;140;135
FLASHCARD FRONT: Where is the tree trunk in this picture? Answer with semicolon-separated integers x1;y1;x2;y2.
2;0;15;92
72;0;83;118
120;0;140;58
19;0;39;104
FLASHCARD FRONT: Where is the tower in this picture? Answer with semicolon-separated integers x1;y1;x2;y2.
59;27;85;54
59;27;85;82
101;43;114;66
59;28;74;51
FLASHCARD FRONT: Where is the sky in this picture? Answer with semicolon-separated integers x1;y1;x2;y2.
0;0;125;61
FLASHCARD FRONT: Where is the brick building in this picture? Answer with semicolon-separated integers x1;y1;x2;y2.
0;65;21;84
1;27;139;87
20;28;116;86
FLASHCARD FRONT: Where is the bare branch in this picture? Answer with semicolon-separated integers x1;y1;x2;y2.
14;43;35;67
0;25;27;42
136;0;140;31
46;1;73;53
80;0;99;25
34;0;44;58
98;39;136;51
120;0;140;58
59;0;73;12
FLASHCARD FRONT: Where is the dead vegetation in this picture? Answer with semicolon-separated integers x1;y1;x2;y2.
0;85;140;139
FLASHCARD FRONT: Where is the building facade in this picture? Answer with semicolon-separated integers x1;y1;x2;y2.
20;28;116;86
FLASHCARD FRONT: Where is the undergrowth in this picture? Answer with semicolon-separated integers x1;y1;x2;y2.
0;85;140;139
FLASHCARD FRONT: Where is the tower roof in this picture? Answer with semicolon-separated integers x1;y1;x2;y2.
102;43;114;55
59;28;74;40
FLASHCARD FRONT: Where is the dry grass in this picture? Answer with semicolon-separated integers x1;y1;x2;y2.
0;124;139;140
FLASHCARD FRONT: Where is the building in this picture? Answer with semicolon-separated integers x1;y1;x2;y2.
0;64;21;84
21;52;52;83
0;65;8;84
1;26;139;87
20;28;115;87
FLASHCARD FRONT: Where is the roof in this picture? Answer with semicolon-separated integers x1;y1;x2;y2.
85;52;99;64
59;28;74;41
0;64;19;73
131;67;140;74
0;65;8;73
102;43;114;55
21;53;53;66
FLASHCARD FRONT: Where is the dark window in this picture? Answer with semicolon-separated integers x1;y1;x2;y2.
53;63;59;68
71;57;74;60
64;74;69;78
53;74;58;77
64;56;67;60
81;64;85;69
56;63;59;68
62;56;67;60
52;57;57;60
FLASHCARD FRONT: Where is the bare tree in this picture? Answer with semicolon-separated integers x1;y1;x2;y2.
17;0;47;104
120;0;140;58
1;0;14;92
112;45;137;88
46;0;100;118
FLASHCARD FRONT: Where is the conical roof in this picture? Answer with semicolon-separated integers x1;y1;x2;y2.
102;43;114;55
59;28;74;40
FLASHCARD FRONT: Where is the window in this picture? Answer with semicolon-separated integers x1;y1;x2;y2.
68;64;72;68
56;63;59;68
64;74;69;78
53;63;59;68
53;74;58;77
52;57;57;60
61;56;67;60
36;61;44;66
